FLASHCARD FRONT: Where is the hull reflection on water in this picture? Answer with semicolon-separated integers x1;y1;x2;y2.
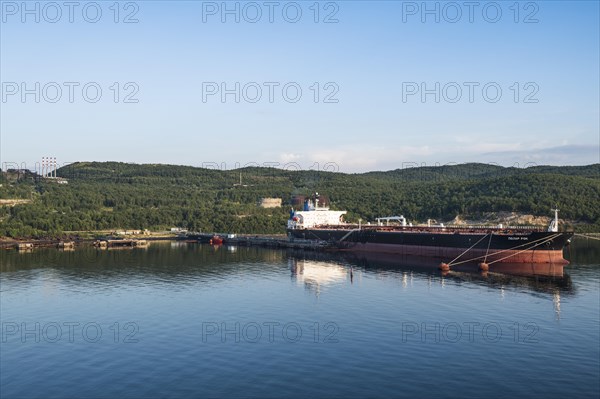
287;249;574;296
344;251;566;277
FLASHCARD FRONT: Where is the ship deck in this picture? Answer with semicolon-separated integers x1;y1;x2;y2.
305;224;550;235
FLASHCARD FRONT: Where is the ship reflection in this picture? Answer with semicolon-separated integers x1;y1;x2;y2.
345;251;566;277
289;258;351;295
346;252;573;296
287;250;574;297
553;290;562;320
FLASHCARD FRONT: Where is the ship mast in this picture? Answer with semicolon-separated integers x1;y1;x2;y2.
548;208;560;232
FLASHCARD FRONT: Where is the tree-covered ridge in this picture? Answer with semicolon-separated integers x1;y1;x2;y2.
1;162;598;238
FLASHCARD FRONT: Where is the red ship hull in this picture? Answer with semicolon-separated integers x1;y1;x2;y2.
340;242;569;264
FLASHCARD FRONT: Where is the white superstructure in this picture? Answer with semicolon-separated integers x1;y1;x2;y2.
287;196;347;229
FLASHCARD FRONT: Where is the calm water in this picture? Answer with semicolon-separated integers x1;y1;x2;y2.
1;239;599;398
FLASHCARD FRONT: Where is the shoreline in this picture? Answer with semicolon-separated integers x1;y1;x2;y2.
2;232;599;250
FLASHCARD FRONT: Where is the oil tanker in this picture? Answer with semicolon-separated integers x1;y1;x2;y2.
287;195;573;265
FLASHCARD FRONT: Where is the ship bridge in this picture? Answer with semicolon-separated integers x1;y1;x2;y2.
288;209;347;229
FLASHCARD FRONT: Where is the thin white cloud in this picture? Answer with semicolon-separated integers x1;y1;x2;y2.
279;153;303;163
483;144;600;164
273;142;598;172
276;145;435;172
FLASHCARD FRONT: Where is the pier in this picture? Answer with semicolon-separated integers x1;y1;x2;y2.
180;232;332;251
230;236;332;250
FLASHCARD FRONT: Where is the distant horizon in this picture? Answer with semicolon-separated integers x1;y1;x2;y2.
3;158;599;176
2;143;599;174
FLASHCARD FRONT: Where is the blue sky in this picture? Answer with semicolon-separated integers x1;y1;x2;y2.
1;0;599;172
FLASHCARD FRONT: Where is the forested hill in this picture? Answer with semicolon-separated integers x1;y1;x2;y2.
1;162;599;238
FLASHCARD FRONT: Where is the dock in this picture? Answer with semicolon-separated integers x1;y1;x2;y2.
17;243;34;251
230;236;332;250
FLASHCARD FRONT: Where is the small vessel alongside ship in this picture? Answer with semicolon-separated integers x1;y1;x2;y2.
287;194;573;265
